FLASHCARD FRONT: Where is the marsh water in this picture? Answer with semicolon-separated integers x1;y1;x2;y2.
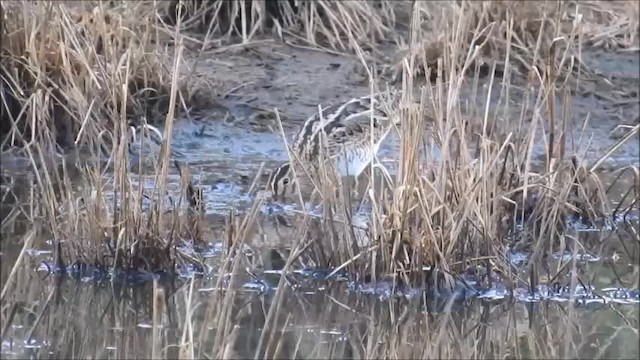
1;44;639;358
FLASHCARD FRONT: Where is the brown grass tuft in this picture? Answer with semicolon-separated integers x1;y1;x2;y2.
389;1;638;83
0;1;205;274
2;2;171;151
160;0;397;54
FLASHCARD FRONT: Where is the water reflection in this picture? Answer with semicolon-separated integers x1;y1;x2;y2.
1;216;638;359
1;116;638;359
1;266;638;359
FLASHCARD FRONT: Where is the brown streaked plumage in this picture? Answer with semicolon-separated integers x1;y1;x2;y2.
268;91;403;201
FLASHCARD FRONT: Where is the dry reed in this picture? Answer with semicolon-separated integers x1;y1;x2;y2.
0;1;638;358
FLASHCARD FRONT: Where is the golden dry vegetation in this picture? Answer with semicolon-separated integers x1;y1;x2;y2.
1;0;638;282
0;2;638;357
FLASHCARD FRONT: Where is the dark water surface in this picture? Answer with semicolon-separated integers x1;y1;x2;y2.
0;225;638;359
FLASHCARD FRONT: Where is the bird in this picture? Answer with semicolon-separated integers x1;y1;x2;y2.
268;90;403;201
0;122;184;208
57;122;184;175
126;122;184;173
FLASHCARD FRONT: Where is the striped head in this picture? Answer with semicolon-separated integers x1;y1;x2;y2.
127;122;185;159
268;162;298;200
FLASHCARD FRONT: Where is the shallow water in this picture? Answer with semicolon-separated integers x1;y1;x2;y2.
1;116;638;359
1;144;638;358
155;105;640;217
1;219;638;358
1;43;639;358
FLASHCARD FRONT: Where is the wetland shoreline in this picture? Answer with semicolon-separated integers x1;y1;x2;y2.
1;1;638;358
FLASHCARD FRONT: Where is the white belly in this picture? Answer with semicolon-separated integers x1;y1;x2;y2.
333;142;381;177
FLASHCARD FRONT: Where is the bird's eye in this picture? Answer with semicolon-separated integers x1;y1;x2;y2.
282;178;290;185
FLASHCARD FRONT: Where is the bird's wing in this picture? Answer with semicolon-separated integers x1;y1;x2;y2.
323;94;395;143
332;94;396;128
295;92;398;161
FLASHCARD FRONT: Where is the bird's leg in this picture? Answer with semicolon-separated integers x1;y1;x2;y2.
351;176;360;201
338;175;360;207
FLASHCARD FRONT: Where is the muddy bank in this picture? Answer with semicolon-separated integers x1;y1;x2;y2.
176;41;638;164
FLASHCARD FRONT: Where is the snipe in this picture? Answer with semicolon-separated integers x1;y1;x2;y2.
268;91;403;201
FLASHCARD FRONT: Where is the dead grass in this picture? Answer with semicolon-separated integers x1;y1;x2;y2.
390;1;639;84
0;0;635;283
576;1;640;49
160;0;397;54
2;0;636;149
0;2;638;359
3;252;637;359
0;6;638;360
1;1;173;150
0;0;397;281
0;0;213;275
256;0;639;292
